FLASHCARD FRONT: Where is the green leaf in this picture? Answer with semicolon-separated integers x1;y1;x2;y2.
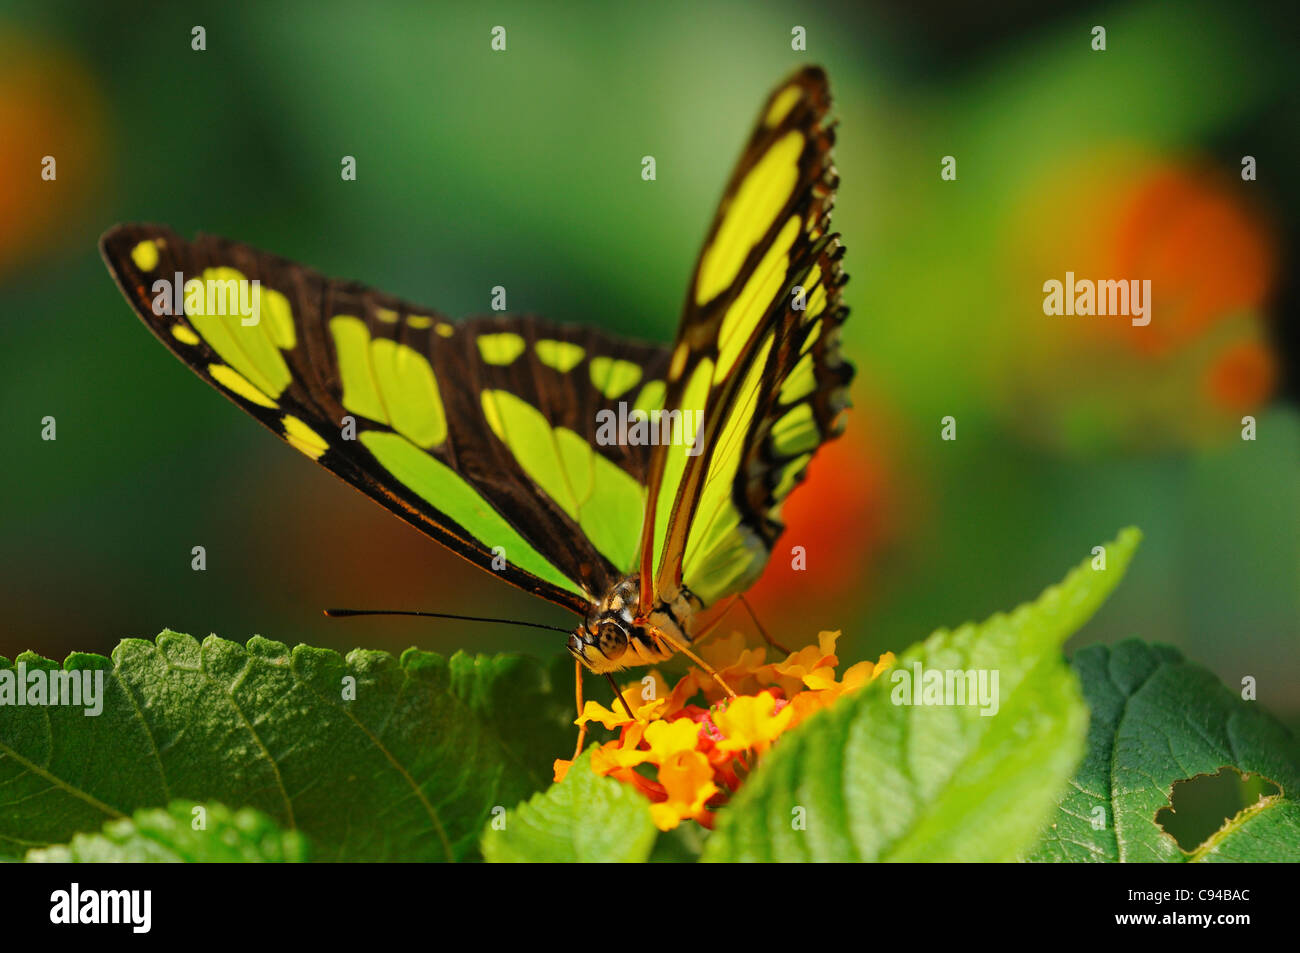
25;801;308;862
1025;640;1300;862
702;527;1142;862
0;633;574;861
481;748;656;862
647;821;708;862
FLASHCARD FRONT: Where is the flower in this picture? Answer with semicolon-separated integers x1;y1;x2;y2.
553;631;895;831
0;32;106;274
713;692;792;754
1002;152;1281;452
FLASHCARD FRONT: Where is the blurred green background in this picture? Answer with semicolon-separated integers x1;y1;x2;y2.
2;0;1296;730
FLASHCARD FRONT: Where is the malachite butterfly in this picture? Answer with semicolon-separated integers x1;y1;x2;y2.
100;67;852;700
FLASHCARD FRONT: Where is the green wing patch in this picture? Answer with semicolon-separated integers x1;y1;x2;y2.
101;225;669;612
100;66;853;630
636;66;852;608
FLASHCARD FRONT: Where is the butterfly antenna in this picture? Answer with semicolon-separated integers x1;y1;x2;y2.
323;608;572;635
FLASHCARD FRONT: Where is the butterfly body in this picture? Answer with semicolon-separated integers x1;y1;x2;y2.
569;575;702;674
101;67;851;683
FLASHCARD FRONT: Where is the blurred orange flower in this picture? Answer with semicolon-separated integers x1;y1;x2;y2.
1004;151;1281;450
1105;167;1275;359
555;631;895;831
0;32;105;273
746;401;904;625
1206;340;1277;413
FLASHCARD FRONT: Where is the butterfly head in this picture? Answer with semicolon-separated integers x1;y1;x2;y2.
567;618;632;674
568;576;697;674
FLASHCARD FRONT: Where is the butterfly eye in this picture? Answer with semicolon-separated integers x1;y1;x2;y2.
597;623;627;659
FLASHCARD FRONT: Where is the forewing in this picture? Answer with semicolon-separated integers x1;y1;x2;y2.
101;224;670;614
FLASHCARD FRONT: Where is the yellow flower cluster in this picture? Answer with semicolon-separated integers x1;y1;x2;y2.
554;632;894;831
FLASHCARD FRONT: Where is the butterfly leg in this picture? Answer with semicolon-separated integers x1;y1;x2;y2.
683;596;740;648
572;665;636;761
739;593;791;657
687;595;791;659
571;658;588;761
653;628;737;700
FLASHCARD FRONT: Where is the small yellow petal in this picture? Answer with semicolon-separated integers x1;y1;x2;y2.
715;692;794;754
649;750;718;831
575;700;630;730
643;717;702;762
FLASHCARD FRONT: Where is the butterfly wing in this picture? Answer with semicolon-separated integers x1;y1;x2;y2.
101;224;671;615
100;68;851;626
638;66;853;611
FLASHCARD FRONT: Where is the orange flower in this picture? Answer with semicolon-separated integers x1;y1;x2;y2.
768;630;841;693
554;630;895;831
650;751;719;831
0;32;106;273
1206;339;1277;413
745;417;903;631
1003;152;1281;451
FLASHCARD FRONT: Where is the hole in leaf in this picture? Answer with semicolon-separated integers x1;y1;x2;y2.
1155;766;1281;852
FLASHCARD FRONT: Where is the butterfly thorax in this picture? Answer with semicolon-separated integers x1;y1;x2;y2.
567;575;702;674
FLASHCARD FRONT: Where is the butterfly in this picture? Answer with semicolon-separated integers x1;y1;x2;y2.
100;66;851;738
